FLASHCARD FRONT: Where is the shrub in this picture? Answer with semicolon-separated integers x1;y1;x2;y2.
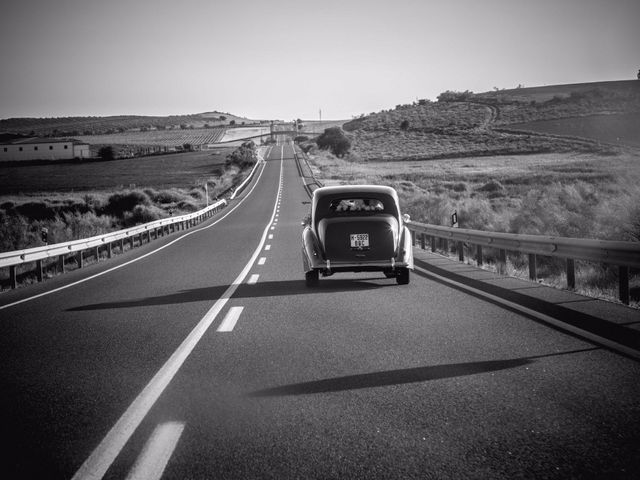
123;205;163;227
225;141;256;169
103;190;151;217
15;202;57;221
61;211;115;239
98;146;115;161
0;212;30;252
400;120;410;130
316;127;351;157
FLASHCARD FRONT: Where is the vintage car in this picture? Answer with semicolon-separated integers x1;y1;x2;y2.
301;185;414;286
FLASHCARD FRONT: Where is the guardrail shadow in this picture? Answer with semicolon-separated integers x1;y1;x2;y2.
248;347;599;397
67;278;390;311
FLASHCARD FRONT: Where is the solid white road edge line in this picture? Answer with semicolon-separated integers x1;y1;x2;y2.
217;306;244;333
414;264;640;360
71;146;285;480
0;158;270;312
124;422;185;480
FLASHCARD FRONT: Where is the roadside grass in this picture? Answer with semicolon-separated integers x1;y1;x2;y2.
0;144;257;254
305;148;640;307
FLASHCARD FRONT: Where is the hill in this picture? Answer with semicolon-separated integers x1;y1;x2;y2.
341;80;640;161
0;111;261;137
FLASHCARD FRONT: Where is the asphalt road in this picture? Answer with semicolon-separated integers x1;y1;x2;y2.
1;142;640;480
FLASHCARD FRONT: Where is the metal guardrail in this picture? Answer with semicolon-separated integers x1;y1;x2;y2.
406;221;640;305
0;199;228;289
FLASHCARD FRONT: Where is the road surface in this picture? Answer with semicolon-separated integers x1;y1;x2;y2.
1;141;639;479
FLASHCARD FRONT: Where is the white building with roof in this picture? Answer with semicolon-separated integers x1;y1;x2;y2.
0;137;90;161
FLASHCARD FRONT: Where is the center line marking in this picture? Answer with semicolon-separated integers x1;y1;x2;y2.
268;234;273;240
258;257;266;265
125;422;185;480
248;274;259;284
71;143;286;480
217;306;244;332
265;245;271;250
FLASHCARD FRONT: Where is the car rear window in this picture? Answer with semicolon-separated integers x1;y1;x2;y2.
329;198;385;213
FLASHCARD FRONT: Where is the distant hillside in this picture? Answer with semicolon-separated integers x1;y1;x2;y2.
0;111;262;137
341;80;640;161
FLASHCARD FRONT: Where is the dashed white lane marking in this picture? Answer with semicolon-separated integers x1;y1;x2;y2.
248;274;259;284
265;245;271;251
71;143;286;480
270;226;275;230
217;306;244;332
268;234;273;240
125;422;185;480
258;257;266;265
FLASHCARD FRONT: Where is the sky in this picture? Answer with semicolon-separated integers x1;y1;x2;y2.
0;0;638;121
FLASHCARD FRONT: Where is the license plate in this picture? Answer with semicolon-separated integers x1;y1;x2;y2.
350;233;369;249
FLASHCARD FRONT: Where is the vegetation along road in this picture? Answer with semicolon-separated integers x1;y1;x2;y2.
1;141;639;479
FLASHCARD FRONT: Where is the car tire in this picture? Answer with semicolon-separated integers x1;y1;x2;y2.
305;270;319;287
396;267;410;285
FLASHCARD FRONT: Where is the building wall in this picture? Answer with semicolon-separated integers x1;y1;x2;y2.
0;141;89;161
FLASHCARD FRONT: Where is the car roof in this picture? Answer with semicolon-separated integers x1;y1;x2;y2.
313;185;398;201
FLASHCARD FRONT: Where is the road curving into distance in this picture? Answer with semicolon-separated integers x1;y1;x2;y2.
1;140;639;480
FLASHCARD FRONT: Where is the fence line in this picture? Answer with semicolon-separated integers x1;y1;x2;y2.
406;221;640;305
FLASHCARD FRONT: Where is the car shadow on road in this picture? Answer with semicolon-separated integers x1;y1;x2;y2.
67;278;390;311
248;347;598;397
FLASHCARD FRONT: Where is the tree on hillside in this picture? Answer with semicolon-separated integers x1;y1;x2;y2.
98;146;115;161
316;127;351;157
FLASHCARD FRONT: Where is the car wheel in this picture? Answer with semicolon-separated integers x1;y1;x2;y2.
396;267;410;285
305;270;319;287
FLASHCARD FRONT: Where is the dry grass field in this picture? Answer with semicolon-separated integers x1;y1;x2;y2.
303;80;640;305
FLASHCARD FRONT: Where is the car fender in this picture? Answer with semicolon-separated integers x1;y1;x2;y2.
301;226;324;272
398;225;414;269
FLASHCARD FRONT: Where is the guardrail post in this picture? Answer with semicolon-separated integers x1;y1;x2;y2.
619;266;630;305
420;233;426;250
431;236;436;253
443;239;449;254
457;241;464;261
120;238;125;252
95;246;100;262
37;259;44;282
58;254;65;274
498;249;507;275
476;245;483;266
10;265;17;289
107;242;112;259
77;251;84;269
529;254;537;281
566;259;576;289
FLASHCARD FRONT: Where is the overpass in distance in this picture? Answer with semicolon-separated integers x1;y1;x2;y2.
1;140;639;479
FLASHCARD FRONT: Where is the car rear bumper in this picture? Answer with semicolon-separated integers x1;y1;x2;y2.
302;226;414;274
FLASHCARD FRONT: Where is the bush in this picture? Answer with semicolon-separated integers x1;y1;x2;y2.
316;127;351;157
102;190;151;217
123;205;163;227
225;141;256;169
98;146;115;161
400;120;410;131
